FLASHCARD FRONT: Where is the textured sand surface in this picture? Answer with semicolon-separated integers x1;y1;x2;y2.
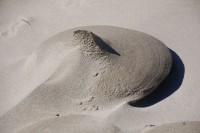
0;0;200;133
0;26;172;133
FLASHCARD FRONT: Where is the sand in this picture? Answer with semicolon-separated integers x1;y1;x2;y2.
145;121;200;133
0;25;172;133
1;0;200;133
17;115;123;133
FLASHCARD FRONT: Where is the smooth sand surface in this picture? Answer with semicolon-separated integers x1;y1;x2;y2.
145;121;200;133
17;115;122;133
0;0;200;133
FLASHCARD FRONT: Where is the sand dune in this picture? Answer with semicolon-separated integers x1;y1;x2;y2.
0;26;171;132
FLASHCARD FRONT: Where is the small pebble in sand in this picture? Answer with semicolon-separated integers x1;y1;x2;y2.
88;97;94;102
149;125;155;127
145;125;155;127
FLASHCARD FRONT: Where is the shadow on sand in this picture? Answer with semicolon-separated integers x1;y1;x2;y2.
129;49;185;107
91;32;121;56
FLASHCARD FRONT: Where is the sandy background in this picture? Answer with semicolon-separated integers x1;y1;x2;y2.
0;0;200;132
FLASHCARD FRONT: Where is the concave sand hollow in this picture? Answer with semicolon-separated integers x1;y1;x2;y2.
0;26;172;133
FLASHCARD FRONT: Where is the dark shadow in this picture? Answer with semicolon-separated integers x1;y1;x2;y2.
129;49;185;107
91;32;121;56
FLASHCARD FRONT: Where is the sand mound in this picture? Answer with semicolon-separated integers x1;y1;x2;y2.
145;121;200;133
0;26;172;132
16;115;122;133
71;28;172;103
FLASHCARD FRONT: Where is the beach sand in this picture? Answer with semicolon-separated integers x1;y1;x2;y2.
0;0;200;133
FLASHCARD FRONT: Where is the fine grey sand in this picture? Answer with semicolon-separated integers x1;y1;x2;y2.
145;121;200;133
17;115;122;133
0;26;172;133
1;0;200;133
